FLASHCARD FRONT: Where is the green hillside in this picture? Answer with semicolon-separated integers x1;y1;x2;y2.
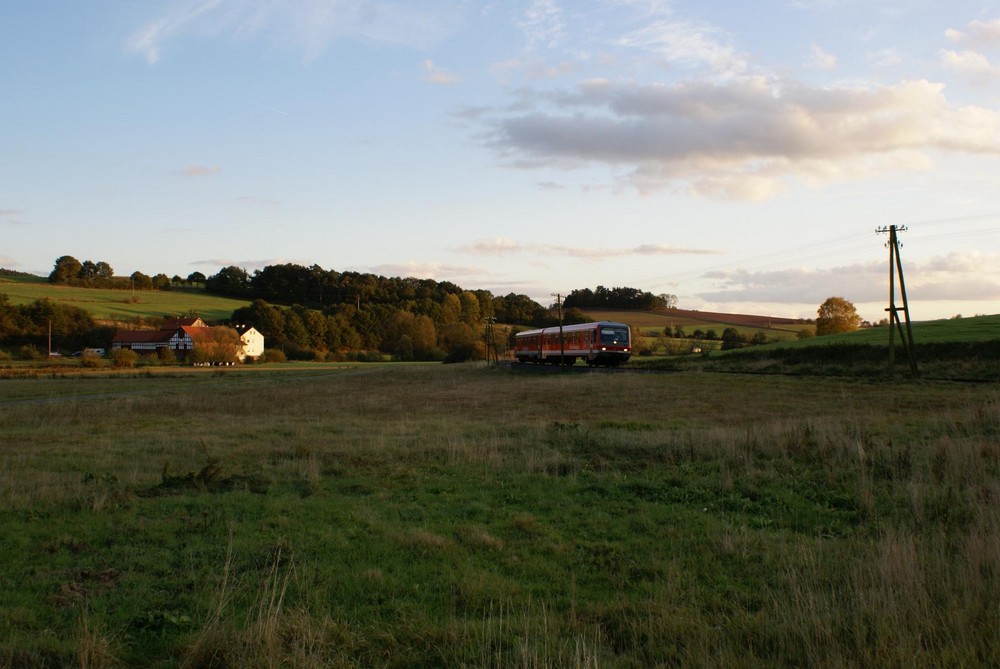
787;314;1000;346
0;274;249;322
635;313;1000;380
583;307;813;342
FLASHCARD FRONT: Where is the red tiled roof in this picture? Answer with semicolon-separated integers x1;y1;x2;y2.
112;330;175;344
161;317;204;330
181;325;214;342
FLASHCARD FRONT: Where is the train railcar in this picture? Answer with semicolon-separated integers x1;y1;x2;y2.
514;321;631;366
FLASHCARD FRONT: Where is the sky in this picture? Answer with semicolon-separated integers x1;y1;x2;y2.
2;1;1000;322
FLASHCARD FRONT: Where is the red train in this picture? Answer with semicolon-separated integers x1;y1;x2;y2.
514;321;631;366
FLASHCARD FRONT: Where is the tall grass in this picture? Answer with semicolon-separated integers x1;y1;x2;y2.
1;365;998;667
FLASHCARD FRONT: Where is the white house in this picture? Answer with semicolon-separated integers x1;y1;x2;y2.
235;325;264;360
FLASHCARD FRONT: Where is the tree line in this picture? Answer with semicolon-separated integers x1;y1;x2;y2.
0;294;110;354
48;255;207;290
205;263;549;324
562;286;677;311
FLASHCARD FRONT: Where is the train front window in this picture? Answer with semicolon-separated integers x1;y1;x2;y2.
599;327;629;346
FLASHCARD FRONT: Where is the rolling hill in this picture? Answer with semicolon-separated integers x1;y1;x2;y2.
0;274;249;323
583;308;814;342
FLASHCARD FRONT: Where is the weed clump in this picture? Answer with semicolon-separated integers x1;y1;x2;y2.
141;459;269;496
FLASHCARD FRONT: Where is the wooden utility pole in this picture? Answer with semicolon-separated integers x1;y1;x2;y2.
551;293;565;365
876;225;918;377
483;316;497;366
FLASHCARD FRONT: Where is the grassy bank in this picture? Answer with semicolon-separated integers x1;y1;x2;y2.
0;275;248;322
634;313;1000;381
1;364;998;667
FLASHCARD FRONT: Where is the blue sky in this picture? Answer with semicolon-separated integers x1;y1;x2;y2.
2;1;1000;321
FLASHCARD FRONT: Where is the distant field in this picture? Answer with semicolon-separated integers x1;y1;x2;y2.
0;274;249;322
584;308;813;341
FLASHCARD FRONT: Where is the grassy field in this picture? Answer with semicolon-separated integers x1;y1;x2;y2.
632;314;1000;380
787;313;1000;346
0;275;249;323
2;363;998;667
585;308;812;342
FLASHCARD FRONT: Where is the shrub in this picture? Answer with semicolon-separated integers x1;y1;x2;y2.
110;348;138;368
284;346;314;361
80;351;105;368
262;349;287;364
19;345;42;360
157;347;177;365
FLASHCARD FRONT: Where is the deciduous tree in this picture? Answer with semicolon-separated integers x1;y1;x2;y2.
816;297;861;335
49;256;82;284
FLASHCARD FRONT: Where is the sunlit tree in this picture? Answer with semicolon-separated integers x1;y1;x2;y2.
816;297;861;335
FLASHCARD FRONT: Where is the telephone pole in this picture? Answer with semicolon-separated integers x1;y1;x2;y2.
483;316;497;366
876;225;918;377
551;293;565;365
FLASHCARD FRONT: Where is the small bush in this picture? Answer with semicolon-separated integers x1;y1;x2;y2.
157;347;177;365
110;348;138;368
19;345;42;361
81;352;105;368
262;349;287;364
283;346;314;361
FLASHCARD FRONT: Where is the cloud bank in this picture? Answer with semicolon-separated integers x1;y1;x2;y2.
458;237;718;258
488;76;1000;200
697;251;1000;305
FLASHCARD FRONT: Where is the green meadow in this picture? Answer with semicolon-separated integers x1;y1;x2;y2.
2;363;998;667
0;275;249;323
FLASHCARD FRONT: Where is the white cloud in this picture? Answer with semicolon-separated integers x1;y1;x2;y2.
696;251;1000;306
488;77;1000;199
126;0;224;64
458;238;718;258
422;59;461;85
940;49;1000;84
0;209;26;226
807;44;837;70
867;47;902;68
0;255;19;267
127;0;456;63
367;261;485;280
180;165;221;177
946;18;1000;50
459;238;525;255
615;18;748;79
517;0;565;50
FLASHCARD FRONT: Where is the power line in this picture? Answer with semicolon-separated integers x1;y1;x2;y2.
636;211;1000;295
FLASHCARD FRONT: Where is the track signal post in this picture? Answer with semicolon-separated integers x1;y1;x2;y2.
876;225;918;377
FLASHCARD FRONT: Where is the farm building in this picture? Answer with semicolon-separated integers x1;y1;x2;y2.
112;318;263;362
236;325;264;359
